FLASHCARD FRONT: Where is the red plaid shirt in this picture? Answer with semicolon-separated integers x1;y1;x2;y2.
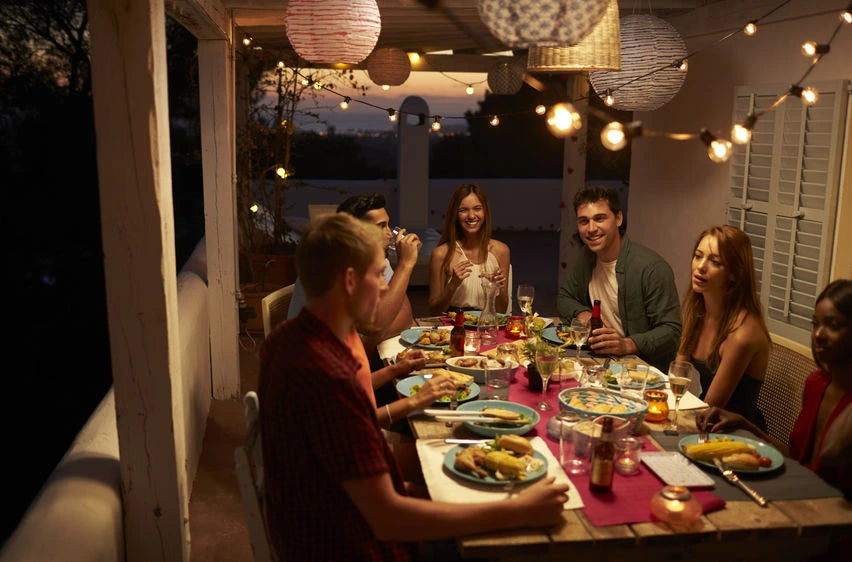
259;309;413;561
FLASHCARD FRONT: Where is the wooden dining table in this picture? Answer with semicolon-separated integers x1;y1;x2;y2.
381;321;852;560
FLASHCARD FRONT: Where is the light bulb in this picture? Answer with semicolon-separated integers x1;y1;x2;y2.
242;35;252;46
744;21;757;36
466;85;474;95
801;41;818;57
277;61;285;69
249;203;259;213
382;84;391;91
301;78;309;86
387;109;397;122
678;60;688;72
408;52;420;64
431;116;442;131
340;97;350;110
842;9;852;24
489;115;499;127
601;122;627;151
708;139;732;162
535;104;546;115
313;81;323;90
546;103;582;137
731;123;752;145
802;87;819;105
604;91;615;106
276;167;288;178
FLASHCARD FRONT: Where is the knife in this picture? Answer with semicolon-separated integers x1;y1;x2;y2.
712;457;768;507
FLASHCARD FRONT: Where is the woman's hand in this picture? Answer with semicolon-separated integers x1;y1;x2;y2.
486;266;506;288
512;477;570;527
409;374;456;408
695;406;746;434
449;258;473;286
395;355;427;375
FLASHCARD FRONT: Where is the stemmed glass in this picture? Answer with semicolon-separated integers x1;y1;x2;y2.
569;317;590;364
534;343;558;411
667;361;695;432
517;284;535;316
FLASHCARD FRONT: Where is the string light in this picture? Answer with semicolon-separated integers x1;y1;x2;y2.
313;81;323;90
381;84;391;91
243;35;253;46
801;41;830;57
677;59;688;72
301;77;310;86
731;113;758;145
842;5;852;23
408;52;421;64
604;90;615;106
546;103;582;138
466;85;475;95
744;21;757;36
601;121;643;151
249;203;259;213
790;85;819;105
339;97;350;110
489;115;500;127
387;108;397;122
431;116;442;131
535;104;547;115
700;129;733;163
276;166;289;178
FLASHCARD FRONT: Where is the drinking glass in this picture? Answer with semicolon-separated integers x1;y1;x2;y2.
618;364;649;399
563;423;594;475
667;361;695;431
570;317;590;363
517;284;535;317
463;332;481;355
534;344;558;411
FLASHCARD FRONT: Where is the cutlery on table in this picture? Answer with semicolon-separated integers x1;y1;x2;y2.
445;438;492;445
712;457;768;507
433;415;529;423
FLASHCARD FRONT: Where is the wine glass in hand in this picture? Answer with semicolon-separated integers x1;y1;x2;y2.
569;317;590;364
667;361;695;432
534;344;558;411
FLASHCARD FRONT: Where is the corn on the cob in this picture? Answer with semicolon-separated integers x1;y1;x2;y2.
484;451;527;480
683;438;756;461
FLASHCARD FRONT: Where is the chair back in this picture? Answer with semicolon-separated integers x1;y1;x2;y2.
505;264;513;315
234;391;277;562
757;341;816;447
262;284;295;339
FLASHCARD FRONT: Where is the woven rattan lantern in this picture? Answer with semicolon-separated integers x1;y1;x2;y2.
286;0;381;64
487;54;527;95
526;0;621;72
589;14;688;111
477;0;610;48
367;47;412;87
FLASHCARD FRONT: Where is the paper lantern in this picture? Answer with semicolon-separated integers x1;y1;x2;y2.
367;47;411;87
487;54;527;95
286;0;381;64
477;0;610;48
527;0;621;72
589;14;688;111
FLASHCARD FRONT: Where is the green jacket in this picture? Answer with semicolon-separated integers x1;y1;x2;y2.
557;235;682;373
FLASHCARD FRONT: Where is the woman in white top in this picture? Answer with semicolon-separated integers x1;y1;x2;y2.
428;184;510;314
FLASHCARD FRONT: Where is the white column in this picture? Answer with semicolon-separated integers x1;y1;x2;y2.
397;96;430;229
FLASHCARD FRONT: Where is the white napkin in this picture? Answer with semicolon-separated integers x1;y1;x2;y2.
415;436;584;510
666;390;707;410
377;336;406;363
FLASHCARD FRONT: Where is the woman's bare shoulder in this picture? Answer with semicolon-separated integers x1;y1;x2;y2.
727;313;770;352
431;242;449;262
489;239;510;258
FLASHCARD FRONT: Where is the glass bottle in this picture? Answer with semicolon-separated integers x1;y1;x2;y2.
589;416;615;493
477;277;499;346
590;300;603;332
450;308;465;357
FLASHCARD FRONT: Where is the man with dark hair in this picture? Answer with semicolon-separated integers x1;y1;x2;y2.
557;185;681;372
260;213;569;561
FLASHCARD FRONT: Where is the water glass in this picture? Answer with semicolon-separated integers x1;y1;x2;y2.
484;365;511;401
563;423;594;475
581;365;606;388
463;332;481;355
388;226;404;250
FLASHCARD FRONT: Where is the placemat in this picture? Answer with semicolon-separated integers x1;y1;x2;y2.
651;430;843;501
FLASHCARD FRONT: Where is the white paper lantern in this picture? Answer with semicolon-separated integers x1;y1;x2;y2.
487;54;527;95
367;47;412;87
477;0;610;48
286;0;381;64
589;14;688;111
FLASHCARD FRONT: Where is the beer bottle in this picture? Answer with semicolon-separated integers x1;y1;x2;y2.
589;416;615;493
450;308;465;357
590;300;603;333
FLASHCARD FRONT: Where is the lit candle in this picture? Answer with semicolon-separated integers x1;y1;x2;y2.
505;316;524;339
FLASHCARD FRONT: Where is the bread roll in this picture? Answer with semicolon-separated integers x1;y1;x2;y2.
721;453;760;470
497;434;534;455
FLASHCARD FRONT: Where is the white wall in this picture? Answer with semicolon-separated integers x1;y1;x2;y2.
627;1;852;298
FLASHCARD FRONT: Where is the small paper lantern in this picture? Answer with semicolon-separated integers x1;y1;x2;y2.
367;47;411;87
589;14;688;111
487;54;527;95
477;0;610;48
286;0;381;64
526;0;621;73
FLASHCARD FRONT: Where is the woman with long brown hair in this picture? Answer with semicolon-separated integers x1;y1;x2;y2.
677;225;771;428
428;184;510;315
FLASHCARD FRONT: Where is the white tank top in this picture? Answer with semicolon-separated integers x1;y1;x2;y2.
449;252;499;310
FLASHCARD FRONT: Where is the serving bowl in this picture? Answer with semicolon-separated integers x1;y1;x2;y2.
446;355;519;384
558;387;648;434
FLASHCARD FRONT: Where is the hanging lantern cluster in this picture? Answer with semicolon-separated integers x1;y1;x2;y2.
477;0;611;48
367;47;412;88
285;0;381;64
487;54;527;95
589;14;688;111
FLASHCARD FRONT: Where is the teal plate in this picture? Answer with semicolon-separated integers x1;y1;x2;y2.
443;445;547;486
679;433;784;473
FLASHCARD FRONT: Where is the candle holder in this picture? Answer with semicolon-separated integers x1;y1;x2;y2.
505;315;524;339
643;389;669;423
649;485;702;525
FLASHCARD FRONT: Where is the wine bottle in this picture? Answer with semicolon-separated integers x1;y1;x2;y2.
589;416;615;493
450;308;465;357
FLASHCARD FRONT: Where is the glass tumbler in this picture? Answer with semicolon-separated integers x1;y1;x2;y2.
615;437;642;476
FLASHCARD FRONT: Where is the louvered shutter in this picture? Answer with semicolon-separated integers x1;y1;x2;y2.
728;80;848;344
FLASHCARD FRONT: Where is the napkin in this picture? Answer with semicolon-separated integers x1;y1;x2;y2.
666;390;707;410
415;436;584;510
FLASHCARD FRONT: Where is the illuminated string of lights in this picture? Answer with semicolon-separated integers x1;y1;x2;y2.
438;71;489;96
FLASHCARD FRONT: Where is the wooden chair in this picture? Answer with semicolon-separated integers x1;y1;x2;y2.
757;341;816;447
234;391;277;562
261;284;295;339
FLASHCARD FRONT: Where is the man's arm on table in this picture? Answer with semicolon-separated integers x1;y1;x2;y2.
557;256;592;322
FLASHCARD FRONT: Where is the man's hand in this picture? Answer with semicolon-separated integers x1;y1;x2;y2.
395;228;421;269
395;355;427;375
588;327;638;356
574;311;592;324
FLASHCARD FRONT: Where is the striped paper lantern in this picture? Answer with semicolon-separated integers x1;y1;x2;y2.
589;14;687;111
286;0;381;64
367;47;411;87
487;54;527;95
477;0;610;48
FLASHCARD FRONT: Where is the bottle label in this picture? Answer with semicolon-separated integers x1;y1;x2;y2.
591;459;614;487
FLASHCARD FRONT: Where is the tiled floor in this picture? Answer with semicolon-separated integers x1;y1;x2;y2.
187;230;560;560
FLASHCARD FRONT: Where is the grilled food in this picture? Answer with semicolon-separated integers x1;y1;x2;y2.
497;434;533;455
682;438;756;462
454;446;489;478
721;452;761;470
428;368;473;388
482;408;521;420
484;451;528;480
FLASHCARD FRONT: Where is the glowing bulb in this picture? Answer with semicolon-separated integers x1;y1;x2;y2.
313;81;323;89
340;97;350;110
731;123;752;145
280;119;287;127
388;109;397;122
382;84;391;91
678;60;688;72
801;41;818;57
431;116;442;131
744;21;757;36
489;115;499;127
546;103;582;137
801;87;819;105
276;167;288;178
601;122;627;151
535;104;546;115
301;78;310;86
842;10;852;24
277;61;285;69
408;52;421;64
249;203;259;213
242;35;252;46
708;139;732;163
466;85;474;95
604;91;615;106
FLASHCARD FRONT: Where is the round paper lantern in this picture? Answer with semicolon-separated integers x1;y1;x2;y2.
589;14;688;111
487;54;527;95
367;47;411;87
477;0;610;48
286;0;381;64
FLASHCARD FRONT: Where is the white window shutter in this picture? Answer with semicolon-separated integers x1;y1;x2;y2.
728;80;848;344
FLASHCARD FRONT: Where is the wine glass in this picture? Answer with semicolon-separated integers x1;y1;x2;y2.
667;361;695;432
517;284;535;317
534;344;558;411
569;317;590;364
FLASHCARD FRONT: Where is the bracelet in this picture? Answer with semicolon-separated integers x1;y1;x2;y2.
385;404;392;425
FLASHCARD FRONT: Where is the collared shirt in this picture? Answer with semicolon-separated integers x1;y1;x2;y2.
259;309;413;561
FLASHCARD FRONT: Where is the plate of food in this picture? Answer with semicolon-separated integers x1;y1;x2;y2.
396;347;450;366
542;326;577;348
444;434;548;486
395;372;479;405
445;355;519;384
605;363;667;391
399;327;452;350
447;310;508;328
679;434;783;473
456;400;539;437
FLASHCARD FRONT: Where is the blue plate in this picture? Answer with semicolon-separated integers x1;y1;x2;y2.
461;310;508;328
679;433;784;473
395;375;479;405
443;445;548;486
542;326;577;349
606;363;667;390
399;327;452;350
457;400;539;437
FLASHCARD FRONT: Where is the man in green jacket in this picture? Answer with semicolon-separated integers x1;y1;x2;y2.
557;186;682;373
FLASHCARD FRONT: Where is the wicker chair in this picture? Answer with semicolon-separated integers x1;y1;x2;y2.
757;341;816;447
261;284;295;339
